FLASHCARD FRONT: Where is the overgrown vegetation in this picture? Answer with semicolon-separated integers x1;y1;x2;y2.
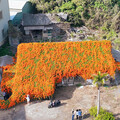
8;21;22;38
30;0;120;49
30;0;120;29
0;41;13;57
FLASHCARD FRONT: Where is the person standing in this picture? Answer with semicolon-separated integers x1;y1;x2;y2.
76;109;79;119
3;91;9;100
78;109;82;120
3;92;7;100
72;109;75;120
26;94;30;104
62;79;64;86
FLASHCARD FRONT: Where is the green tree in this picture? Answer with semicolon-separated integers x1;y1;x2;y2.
92;71;108;116
67;12;84;26
29;0;120;40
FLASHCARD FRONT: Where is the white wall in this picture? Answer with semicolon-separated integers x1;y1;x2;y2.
0;0;10;46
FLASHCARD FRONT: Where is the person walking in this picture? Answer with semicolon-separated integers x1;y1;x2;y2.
72;109;75;120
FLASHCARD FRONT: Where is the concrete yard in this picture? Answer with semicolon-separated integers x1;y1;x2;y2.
0;85;120;120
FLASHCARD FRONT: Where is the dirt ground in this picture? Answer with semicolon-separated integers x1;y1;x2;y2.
0;85;120;120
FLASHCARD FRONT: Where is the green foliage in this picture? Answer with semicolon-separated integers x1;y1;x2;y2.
72;0;81;6
112;38;120;50
76;83;82;87
60;1;76;12
89;106;106;117
76;6;84;12
114;38;120;44
89;106;115;120
0;41;13;57
68;12;84;26
8;21;21;38
92;71;108;88
87;36;97;41
106;29;117;40
95;111;115;120
101;21;111;32
70;32;75;38
94;1;108;11
30;0;120;42
82;9;91;20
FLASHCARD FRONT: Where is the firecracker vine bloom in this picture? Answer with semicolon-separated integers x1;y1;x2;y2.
0;40;120;109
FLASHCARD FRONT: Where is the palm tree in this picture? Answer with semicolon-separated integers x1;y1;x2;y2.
92;71;108;116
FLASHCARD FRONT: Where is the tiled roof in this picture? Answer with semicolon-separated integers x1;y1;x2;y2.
22;13;59;26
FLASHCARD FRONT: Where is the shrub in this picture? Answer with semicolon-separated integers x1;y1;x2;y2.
89;106;115;120
60;2;76;12
95;111;115;120
76;83;82;87
89;106;106;117
68;12;84;26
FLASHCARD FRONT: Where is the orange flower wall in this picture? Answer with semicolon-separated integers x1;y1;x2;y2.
0;40;119;109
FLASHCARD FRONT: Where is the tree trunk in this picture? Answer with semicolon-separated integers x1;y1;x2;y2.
97;87;100;115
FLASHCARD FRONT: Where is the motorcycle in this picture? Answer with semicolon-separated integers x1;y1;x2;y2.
48;100;61;108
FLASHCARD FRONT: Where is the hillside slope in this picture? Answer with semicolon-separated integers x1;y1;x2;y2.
30;0;120;49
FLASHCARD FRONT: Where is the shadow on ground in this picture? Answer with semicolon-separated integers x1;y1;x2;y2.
114;113;120;120
0;104;26;120
53;76;85;101
54;86;76;100
83;113;90;119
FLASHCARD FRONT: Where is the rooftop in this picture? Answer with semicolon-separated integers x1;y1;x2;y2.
22;13;60;26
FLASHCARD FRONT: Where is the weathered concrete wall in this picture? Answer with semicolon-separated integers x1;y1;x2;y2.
0;0;10;46
9;36;19;47
0;55;13;82
52;23;70;37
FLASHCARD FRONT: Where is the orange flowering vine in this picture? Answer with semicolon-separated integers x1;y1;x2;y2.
0;40;120;109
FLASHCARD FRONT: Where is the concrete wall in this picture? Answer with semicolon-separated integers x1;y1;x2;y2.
0;0;10;46
0;55;13;82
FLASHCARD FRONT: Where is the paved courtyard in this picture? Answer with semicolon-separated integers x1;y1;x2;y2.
0;85;120;120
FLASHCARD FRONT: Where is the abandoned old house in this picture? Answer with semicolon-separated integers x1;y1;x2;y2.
22;13;70;42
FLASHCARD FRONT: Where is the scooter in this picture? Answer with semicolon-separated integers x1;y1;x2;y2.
48;100;61;108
